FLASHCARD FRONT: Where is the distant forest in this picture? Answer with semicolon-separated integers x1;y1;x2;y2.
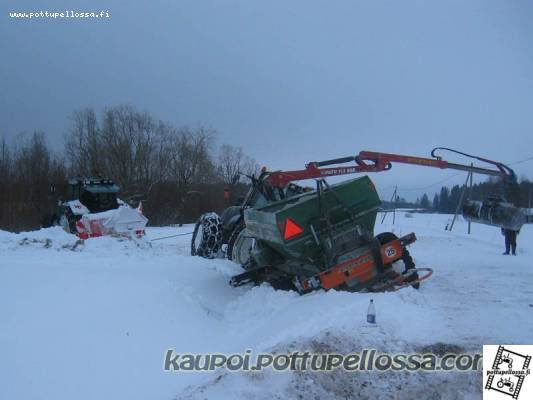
382;179;533;213
0;105;257;231
1;105;532;231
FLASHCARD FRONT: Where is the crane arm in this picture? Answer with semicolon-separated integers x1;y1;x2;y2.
265;148;516;188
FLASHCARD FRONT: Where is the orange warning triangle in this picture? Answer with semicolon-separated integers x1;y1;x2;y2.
284;218;304;240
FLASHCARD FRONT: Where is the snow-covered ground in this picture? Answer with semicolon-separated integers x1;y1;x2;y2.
1;213;532;399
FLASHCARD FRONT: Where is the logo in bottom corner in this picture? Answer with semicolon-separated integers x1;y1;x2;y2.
483;345;532;399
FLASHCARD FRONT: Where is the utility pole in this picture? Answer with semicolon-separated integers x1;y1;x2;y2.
527;187;533;222
393;186;397;225
468;163;473;234
448;170;472;232
381;185;398;224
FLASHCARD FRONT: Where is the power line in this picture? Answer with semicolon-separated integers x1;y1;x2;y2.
386;154;533;194
395;172;463;192
509;155;533;166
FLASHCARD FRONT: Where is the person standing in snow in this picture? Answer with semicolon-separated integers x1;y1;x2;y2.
501;228;519;255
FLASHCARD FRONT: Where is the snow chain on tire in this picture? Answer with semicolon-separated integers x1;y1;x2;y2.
191;212;223;258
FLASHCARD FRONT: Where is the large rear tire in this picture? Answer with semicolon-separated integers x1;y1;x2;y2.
230;228;256;266
226;219;244;261
191;212;223;258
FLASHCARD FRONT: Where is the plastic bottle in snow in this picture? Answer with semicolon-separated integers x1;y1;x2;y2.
367;299;376;324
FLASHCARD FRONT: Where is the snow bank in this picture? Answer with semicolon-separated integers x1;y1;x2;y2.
177;330;482;400
1;216;532;400
0;226;81;251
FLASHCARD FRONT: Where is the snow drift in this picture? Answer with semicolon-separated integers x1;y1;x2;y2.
0;213;531;400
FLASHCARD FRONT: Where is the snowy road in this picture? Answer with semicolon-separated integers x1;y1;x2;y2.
1;213;532;399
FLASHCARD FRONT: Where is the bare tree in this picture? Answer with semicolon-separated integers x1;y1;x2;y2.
0;136;11;181
3;103;261;228
168;126;216;192
65;107;100;175
217;144;259;184
0;132;66;230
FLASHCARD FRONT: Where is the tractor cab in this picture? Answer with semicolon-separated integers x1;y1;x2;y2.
42;176;147;238
66;178;120;213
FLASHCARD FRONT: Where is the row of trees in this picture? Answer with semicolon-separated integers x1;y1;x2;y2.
0;133;67;230
413;179;533;213
0;105;258;231
2;104;531;231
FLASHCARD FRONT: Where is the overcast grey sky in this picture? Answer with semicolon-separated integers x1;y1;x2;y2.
2;0;532;200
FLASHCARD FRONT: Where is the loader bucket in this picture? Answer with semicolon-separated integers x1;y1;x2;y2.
462;199;527;231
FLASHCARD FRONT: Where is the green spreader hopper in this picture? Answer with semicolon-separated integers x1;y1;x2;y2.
242;177;382;281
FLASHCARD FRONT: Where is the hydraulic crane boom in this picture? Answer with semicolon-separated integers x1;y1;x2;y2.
266;147;516;188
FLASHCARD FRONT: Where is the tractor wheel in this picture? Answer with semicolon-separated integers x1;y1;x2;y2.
226;220;244;261
59;214;70;232
64;208;79;234
191;212;223;259
376;232;419;289
230;227;256;266
268;276;297;291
